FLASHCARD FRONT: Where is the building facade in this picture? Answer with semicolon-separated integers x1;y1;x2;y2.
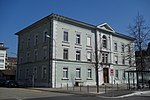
16;14;135;88
0;43;7;70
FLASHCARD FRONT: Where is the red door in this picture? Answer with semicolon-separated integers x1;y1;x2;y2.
103;68;109;83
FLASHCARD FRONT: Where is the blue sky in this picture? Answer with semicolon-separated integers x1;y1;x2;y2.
0;0;150;57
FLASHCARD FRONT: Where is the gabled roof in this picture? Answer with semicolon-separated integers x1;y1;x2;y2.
97;23;115;32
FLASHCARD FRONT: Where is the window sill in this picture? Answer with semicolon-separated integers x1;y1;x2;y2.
62;78;69;80
75;78;81;80
87;78;92;80
86;45;92;48
75;43;82;46
62;41;70;44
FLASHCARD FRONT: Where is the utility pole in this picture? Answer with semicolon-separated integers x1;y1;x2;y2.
95;29;99;93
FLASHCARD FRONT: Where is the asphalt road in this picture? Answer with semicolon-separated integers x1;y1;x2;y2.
0;87;72;100
0;87;149;100
26;95;150;100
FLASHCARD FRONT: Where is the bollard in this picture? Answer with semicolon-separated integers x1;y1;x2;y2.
117;83;118;91
61;83;62;88
87;85;89;93
105;85;106;93
73;85;75;91
80;85;82;92
67;83;68;90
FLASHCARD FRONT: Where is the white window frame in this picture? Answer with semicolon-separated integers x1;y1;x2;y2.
63;48;68;60
121;43;125;52
76;50;81;61
63;31;68;42
76;68;81;79
63;67;68;79
87;36;91;46
87;51;92;62
102;35;107;48
87;69;92;79
76;34;81;44
115;70;119;79
114;55;118;64
114;42;117;51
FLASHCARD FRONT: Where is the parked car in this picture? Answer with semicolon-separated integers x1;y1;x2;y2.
0;79;6;87
5;80;19;88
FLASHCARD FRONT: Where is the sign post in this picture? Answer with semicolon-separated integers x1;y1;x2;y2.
110;69;114;97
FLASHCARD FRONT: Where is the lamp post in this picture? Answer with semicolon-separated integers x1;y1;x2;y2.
46;34;56;88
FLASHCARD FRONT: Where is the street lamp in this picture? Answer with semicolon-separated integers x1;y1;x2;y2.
46;34;56;88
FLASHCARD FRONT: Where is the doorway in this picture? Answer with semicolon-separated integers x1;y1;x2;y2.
103;68;109;83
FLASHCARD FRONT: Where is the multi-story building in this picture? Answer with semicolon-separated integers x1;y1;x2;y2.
0;42;8;70
15;13;135;87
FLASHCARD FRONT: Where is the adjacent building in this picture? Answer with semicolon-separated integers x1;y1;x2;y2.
15;13;135;87
0;42;8;70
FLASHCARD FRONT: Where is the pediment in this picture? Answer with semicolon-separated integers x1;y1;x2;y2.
97;23;115;32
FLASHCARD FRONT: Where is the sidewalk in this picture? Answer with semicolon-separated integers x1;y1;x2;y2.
25;84;148;97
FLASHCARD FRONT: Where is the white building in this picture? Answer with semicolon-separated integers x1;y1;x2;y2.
0;43;8;70
16;13;135;87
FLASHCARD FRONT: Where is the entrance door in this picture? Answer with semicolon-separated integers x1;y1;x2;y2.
103;68;109;83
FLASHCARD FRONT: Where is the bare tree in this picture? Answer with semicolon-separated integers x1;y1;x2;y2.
128;13;150;71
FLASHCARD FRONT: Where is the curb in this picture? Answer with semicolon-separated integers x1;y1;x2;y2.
25;88;150;98
26;88;103;97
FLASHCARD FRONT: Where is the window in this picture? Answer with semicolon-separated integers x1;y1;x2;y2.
0;59;4;63
20;57;23;64
42;67;47;79
26;52;30;62
128;44;131;52
87;69;92;79
27;37;30;48
43;47;47;60
76;34;80;44
121;44;125;52
87;36;91;46
34;50;38;61
122;55;125;65
33;67;37;79
0;64;4;68
63;31;68;42
76;50;81;61
115;70;119;78
63;48;68;60
21;41;24;50
129;59;131;65
123;71;125;78
114;42;117;51
76;68;81;79
114;55;118;64
102;35;107;48
87;51;92;61
0;53;4;57
19;70;22;80
63;68;68;78
102;53;108;63
43;31;47;42
25;69;29;79
34;34;38;45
